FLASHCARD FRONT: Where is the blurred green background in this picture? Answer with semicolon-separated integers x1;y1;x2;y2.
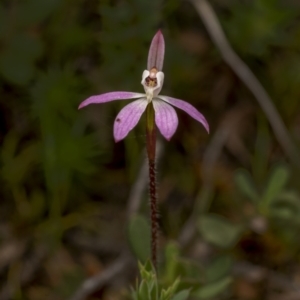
1;0;300;299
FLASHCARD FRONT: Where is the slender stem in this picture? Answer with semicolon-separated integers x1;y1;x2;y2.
146;103;158;269
148;159;157;269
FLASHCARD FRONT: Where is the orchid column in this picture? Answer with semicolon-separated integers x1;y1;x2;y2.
78;31;209;270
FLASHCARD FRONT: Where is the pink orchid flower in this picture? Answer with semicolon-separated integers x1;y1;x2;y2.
79;30;209;142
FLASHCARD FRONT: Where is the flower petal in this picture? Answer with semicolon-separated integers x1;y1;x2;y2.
78;92;144;109
152;99;178;140
114;98;148;142
147;30;165;71
158;95;209;133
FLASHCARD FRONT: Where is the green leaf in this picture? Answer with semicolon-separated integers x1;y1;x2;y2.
235;169;259;202
139;280;149;300
206;255;232;282
164;242;180;282
262;164;289;207
148;278;158;300
198;214;243;248
128;215;151;262
138;260;155;280
131;288;138;300
171;289;190;300
194;276;232;299
270;191;300;222
160;278;179;300
134;262;158;300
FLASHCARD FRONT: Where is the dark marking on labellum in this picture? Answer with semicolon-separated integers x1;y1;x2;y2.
145;76;157;87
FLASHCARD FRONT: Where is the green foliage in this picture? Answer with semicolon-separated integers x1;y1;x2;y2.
131;261;190;300
128;214;151;263
205;255;232;283
192;255;233;299
198;214;244;248
0;33;42;85
0;0;99;269
160;241;203;291
193;277;232;300
132;244;233;300
1;131;39;187
18;0;62;26
164;242;181;283
235;163;300;223
224;0;293;56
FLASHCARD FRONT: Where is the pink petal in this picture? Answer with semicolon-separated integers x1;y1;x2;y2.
152;99;178;140
147;30;165;72
114;99;148;142
159;95;209;133
78;92;144;109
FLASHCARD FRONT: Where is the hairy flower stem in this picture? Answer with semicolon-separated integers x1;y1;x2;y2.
146;103;158;270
